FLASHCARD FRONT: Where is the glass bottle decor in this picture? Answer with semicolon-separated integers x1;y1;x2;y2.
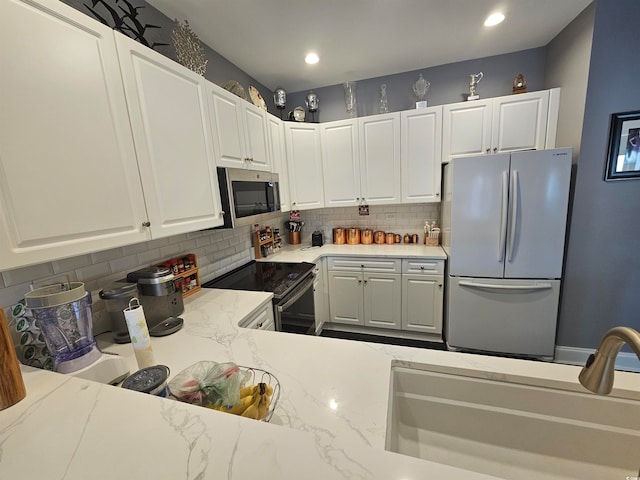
343;81;357;118
378;84;389;114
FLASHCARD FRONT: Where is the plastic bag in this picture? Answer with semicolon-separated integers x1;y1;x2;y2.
168;361;250;407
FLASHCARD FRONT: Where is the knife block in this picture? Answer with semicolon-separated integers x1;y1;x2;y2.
0;309;27;410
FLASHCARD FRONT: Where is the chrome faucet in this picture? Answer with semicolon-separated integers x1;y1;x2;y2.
578;326;640;395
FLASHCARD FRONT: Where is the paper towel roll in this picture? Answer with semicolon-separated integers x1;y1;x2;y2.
123;300;156;369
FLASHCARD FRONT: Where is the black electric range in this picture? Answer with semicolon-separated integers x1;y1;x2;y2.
202;261;316;334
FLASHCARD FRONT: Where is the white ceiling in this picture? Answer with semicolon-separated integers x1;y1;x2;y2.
146;0;592;93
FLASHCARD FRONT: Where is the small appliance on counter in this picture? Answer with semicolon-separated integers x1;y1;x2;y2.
99;281;138;343
125;266;184;337
312;230;324;247
24;282;129;384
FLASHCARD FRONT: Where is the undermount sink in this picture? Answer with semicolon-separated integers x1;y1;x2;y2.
385;360;640;480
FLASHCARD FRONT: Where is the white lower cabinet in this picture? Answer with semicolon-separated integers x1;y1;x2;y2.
313;258;329;334
327;256;444;338
241;303;275;331
328;257;402;330
401;259;444;335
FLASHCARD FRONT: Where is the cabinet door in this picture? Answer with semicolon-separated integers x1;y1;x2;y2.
401;107;442;203
363;273;402;329
442;100;492;161
242;103;271;171
115;34;223;238
0;0;149;270
267;116;290;211
492;91;549;153
328;271;363;325
284;123;324;210
313;259;329;334
359;113;401;205
402;274;443;334
321;119;361;207
208;85;247;168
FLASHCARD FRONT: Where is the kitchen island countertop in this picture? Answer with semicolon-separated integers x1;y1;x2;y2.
1;287;639;479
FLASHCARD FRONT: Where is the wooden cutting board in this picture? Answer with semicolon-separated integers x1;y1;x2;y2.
0;308;26;410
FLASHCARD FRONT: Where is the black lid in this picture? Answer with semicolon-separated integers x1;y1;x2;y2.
99;281;137;300
121;365;169;393
126;266;173;284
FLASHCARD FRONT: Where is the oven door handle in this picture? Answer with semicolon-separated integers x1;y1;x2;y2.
276;277;314;313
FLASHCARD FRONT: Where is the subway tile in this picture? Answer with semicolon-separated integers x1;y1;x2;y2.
160;244;183;260
76;262;112;282
137;248;162;266
109;255;140;274
195;236;212;247
179;239;198;253
52;255;93;274
90;248;124;264
0;281;32;310
2;263;55;287
122;242;151;256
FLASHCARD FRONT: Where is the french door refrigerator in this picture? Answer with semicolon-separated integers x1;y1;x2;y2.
442;148;572;358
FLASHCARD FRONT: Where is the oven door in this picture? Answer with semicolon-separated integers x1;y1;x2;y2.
274;274;315;335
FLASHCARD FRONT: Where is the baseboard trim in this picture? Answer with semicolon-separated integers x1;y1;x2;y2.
554;345;640;373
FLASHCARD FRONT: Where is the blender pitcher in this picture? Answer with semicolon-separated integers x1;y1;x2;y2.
24;282;101;373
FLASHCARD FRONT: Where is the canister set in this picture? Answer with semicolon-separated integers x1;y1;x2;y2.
333;227;424;245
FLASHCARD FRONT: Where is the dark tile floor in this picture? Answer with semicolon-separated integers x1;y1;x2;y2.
320;329;447;350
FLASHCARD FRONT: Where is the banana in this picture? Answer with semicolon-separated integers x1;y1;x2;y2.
239;384;258;398
241;391;262;419
257;393;271;420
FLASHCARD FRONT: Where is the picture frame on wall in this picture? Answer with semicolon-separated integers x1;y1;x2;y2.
605;111;640;181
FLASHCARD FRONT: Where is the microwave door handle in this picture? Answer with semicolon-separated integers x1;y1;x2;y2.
276;277;314;313
498;170;509;262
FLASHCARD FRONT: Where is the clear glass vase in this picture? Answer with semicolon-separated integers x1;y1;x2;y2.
378;84;389;114
343;81;357;118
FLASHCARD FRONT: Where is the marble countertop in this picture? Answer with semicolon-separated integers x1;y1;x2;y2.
261;243;447;264
2;288;639;479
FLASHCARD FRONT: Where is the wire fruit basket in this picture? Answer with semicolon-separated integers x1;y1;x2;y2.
167;361;280;422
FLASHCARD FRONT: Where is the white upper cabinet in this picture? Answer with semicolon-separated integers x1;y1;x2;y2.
115;33;223;238
267;116;291;211
491;90;550;153
442;90;556;162
0;0;149;271
208;85;271;171
401;107;442;203
321;119;361;207
442;99;493;160
284;123;324;210
358;113;402;205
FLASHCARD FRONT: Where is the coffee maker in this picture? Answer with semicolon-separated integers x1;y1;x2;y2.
125;266;184;337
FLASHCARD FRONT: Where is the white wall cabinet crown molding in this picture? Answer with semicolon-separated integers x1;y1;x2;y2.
0;0;150;271
115;33;224;239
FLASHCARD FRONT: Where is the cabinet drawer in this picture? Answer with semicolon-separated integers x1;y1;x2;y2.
328;257;401;273
402;259;445;275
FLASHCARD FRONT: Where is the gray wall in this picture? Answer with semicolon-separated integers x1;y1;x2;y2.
545;3;595;163
556;0;640;348
61;0;277;115
286;48;547;122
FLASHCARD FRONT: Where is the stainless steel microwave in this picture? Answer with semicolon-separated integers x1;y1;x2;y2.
216;167;281;229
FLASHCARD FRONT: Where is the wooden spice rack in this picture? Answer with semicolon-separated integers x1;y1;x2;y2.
253;230;274;259
157;253;201;299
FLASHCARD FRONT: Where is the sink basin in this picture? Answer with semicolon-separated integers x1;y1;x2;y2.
385;360;640;480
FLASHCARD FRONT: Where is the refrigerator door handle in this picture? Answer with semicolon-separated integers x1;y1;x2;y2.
498;171;509;262
506;169;519;262
459;280;553;291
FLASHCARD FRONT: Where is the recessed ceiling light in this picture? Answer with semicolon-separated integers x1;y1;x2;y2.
305;53;319;65
484;12;505;27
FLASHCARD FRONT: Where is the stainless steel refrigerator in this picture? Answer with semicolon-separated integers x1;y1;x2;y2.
441;148;572;358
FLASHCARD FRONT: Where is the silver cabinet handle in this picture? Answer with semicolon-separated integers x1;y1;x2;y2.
142;221;151;227
493;147;498;153
358;279;362;284
486;148;490;154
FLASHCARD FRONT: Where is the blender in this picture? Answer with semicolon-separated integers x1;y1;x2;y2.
24;282;128;384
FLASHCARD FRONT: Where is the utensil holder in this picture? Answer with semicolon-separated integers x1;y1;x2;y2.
289;231;300;245
0;309;27;410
